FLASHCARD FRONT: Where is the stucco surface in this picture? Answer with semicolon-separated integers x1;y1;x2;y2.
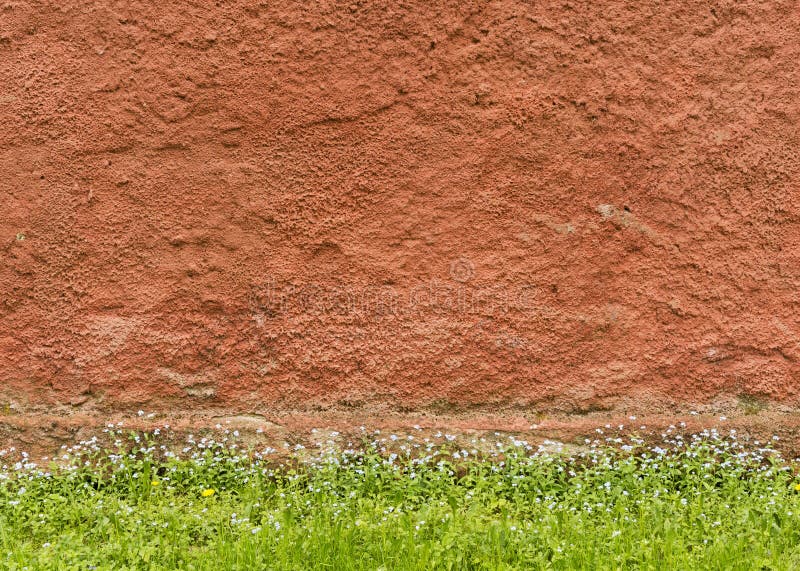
1;1;799;417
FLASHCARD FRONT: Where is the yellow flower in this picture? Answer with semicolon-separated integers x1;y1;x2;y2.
151;480;160;487
793;483;800;492
202;488;216;497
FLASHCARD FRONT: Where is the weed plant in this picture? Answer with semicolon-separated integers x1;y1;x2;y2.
1;424;799;570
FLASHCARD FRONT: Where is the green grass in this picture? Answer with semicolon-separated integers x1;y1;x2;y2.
2;427;800;570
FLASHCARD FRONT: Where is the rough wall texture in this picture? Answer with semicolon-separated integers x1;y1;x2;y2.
1;0;799;417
